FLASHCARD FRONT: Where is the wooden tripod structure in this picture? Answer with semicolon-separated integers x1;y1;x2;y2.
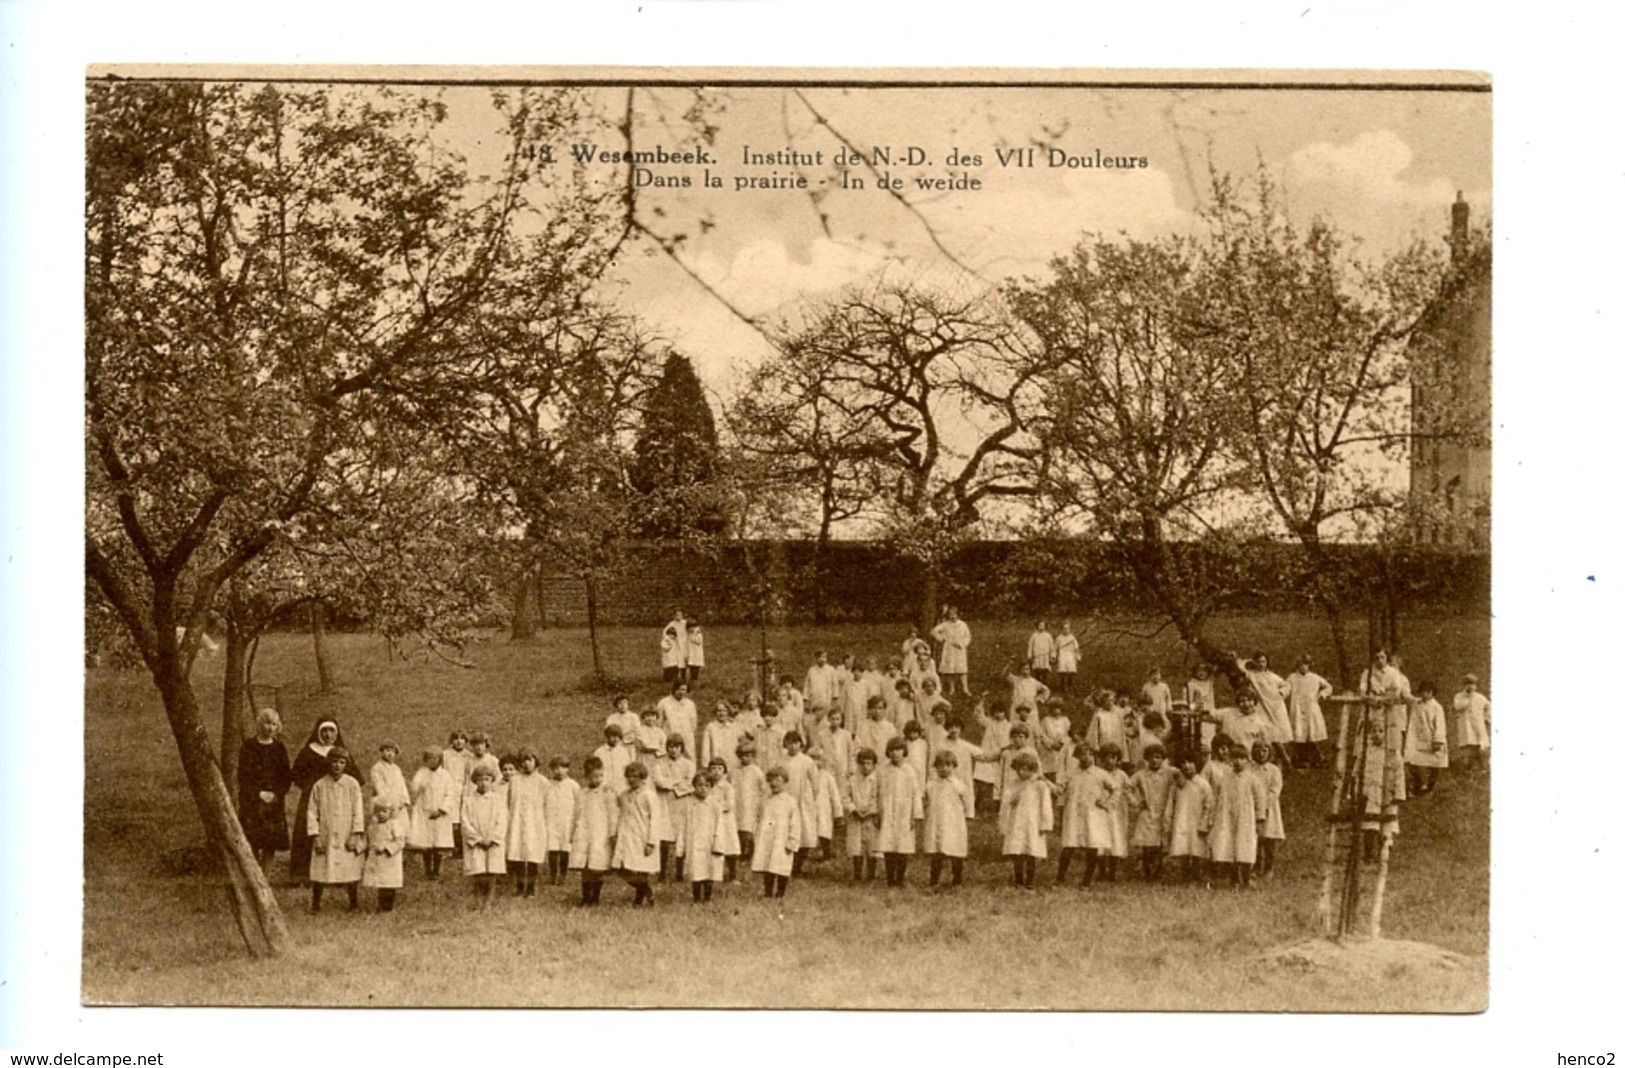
1317;692;1406;940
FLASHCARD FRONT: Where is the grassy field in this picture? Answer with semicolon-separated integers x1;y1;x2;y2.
83;614;1489;1010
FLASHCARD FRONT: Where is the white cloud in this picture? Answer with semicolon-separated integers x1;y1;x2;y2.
1288;129;1457;206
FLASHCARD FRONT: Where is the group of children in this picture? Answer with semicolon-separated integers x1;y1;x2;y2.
293;638;1486;912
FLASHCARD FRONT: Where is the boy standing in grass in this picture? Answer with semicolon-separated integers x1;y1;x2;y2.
308;748;366;913
569;756;618;907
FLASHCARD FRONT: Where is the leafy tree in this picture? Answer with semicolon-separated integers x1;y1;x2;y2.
85;80;619;956
727;341;890;622
445;307;660;678
1008;232;1254;677
1195;172;1454;684
628;351;730;538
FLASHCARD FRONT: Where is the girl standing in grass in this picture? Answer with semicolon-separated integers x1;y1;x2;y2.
704;758;742;880
779;730;819;876
876;737;924;886
542;756;578;885
996;723;1041;808
463;732;501;798
1000;752;1052;890
461;764;508;908
362;800;405;912
569;756;618;907
606;695;641;754
307;747;366;913
594;724;633;794
701;700;742;774
752;767;802;898
683;772;729;903
734;743;766;865
922;750;971;887
1287;657;1333;767
506;749;548;897
845;748;881;883
1208;743;1266;888
1250;742;1284;877
855;694;898;768
1129;742;1178;882
755;705;786;774
652;736;696;882
973;697;1010;816
1096;743;1131;882
1404;680;1449;796
657;682;698;765
408;748;455;879
1166;757;1214;883
736;689;768;740
810;748;844;862
1037;698;1071;783
438;730;470;854
902;720;930;801
1053;622;1080;694
613;761;660;906
1057;744;1105;887
824;707;854;798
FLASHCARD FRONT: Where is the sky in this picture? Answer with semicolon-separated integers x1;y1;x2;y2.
546;79;1494;397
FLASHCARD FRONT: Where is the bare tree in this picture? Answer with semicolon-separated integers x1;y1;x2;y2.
766;282;1046;626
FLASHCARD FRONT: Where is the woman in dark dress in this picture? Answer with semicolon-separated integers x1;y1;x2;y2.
236;707;293;870
288;717;358;881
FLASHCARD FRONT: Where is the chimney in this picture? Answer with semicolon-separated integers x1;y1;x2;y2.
1450;190;1469;263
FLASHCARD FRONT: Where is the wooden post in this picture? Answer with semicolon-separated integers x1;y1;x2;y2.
1316;695;1360;934
1367;697;1406;938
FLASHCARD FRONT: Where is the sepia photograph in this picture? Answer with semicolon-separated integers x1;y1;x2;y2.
78;66;1495;1012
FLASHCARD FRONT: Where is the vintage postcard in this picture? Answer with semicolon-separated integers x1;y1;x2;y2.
82;67;1489;1012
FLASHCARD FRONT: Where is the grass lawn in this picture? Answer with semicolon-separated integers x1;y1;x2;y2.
83;614;1489;1010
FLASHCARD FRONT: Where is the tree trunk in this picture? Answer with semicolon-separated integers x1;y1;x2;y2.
220;606;251;801
813;496;834;625
155;647;291;958
1323;596;1353;690
585;572;605;685
511;561;538;641
919;561;940;634
310;601;334;693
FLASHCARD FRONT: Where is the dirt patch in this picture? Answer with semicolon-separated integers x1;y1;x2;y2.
1261;936;1472;984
